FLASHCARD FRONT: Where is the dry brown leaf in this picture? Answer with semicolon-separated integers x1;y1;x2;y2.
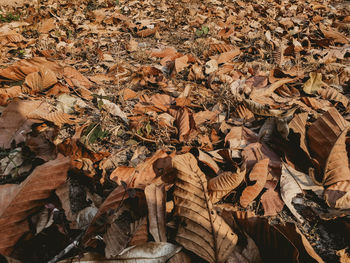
128;217;148;246
145;184;167;242
28;111;76;126
210;43;236;53
242;98;286;117
240;158;269;208
0;57;62;82
170;107;196;142
23;67;57;93
289;112;310;157
0;155;70;255
175;55;189;73
83;185;129;246
320;24;349;44
260;189;284;216
38;18;56;33
217;49;241;64
115;242;181;262
317;86;350;109
307;108;350;186
0;100;50;148
324;180;350;209
303;72;324;95
197;149;220;174
109;150;168;188
208;170;245;203
231;210;324;263
172;153;238;263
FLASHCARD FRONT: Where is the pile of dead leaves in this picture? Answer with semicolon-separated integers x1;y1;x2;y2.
1;0;350;262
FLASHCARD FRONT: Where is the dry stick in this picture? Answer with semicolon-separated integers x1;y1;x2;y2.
47;231;84;263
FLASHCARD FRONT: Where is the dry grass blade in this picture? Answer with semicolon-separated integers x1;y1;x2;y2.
0;155;70;255
145;184;167;242
240;159;269;208
208;170;245;203
307;108;350;186
172;153;238;263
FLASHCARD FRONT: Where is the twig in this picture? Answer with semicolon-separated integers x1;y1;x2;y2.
47;232;84;263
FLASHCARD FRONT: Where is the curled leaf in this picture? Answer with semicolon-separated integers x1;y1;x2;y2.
240;159;269;208
208;170;245;203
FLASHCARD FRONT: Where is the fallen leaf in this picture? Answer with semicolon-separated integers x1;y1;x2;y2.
145;184;167;242
115;242;181;262
303;72;324;95
0;155;70;255
172;153;238;263
208;170;245;203
240;158;269;208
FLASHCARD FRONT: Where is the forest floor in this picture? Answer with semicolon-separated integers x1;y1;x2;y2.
0;0;350;262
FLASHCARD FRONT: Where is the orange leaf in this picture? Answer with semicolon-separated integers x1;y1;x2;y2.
240;158;269;208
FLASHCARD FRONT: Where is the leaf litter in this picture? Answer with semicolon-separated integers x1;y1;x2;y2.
0;0;350;262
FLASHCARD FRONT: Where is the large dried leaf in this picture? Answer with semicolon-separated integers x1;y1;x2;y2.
145;184;167;242
208;170;245;203
231;210;324;263
23;67;57;93
172;153;238;263
307;108;350;186
0;100;48;149
240;158;269;208
0;155;70;255
0;57;62;82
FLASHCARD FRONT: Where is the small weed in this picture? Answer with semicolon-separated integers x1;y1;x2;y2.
0;13;20;23
195;25;209;37
81;123;109;144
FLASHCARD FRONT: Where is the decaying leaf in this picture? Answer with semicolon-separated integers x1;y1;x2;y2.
172;153;238;263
